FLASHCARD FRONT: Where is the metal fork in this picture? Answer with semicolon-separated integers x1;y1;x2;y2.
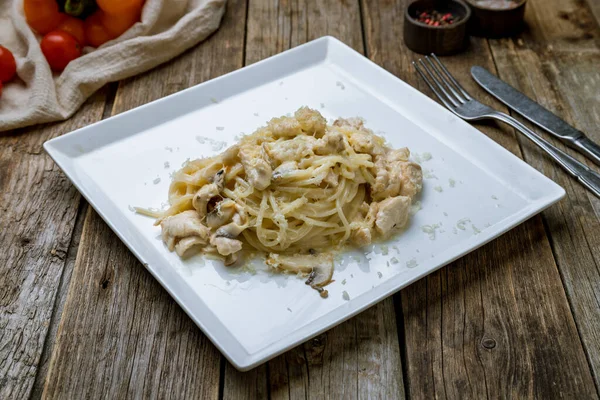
413;54;600;198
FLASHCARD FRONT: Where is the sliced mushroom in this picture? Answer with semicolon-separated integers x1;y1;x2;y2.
304;261;334;288
192;169;225;217
206;199;236;228
224;253;238;266
214;209;248;238
266;252;334;288
210;235;243;256
216;222;244;239
174;236;206;258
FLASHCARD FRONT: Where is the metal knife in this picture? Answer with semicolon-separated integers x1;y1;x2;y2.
471;66;600;166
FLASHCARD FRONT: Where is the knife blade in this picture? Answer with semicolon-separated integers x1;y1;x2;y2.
471;66;600;166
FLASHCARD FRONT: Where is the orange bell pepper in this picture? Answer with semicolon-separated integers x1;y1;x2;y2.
24;0;65;35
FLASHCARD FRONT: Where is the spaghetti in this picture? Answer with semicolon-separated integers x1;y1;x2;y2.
140;107;423;293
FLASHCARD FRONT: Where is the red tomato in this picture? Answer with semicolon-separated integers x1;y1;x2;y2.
0;46;17;82
41;31;82;72
24;0;65;35
57;16;86;46
96;0;144;15
84;11;115;48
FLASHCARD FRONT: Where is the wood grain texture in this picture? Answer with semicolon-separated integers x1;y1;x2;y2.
4;0;596;398
30;202;88;399
586;0;600;29
264;300;404;400
362;0;598;397
42;208;222;399
41;1;247;397
222;0;405;398
224;363;268;400
488;0;600;391
0;89;108;400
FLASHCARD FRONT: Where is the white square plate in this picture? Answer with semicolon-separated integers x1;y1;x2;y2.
45;36;564;370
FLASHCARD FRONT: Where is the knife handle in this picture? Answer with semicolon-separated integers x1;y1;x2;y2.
573;137;600;167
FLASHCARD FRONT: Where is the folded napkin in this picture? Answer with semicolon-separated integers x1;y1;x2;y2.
0;0;226;132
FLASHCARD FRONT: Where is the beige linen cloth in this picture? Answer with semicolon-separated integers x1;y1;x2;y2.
0;0;226;132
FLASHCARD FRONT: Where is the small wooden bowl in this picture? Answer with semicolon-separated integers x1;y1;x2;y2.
465;0;527;37
404;0;471;56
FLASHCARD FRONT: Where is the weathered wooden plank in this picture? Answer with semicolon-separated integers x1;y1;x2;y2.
43;207;222;398
265;301;404;400
584;0;600;29
488;0;600;391
362;0;598;397
222;1;405;398
224;363;268;400
41;1;248;397
0;87;108;399
30;202;88;399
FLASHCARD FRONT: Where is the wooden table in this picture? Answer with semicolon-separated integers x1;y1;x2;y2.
2;0;600;398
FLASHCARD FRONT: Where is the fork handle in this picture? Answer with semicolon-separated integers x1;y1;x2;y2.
491;111;600;198
573;137;600;167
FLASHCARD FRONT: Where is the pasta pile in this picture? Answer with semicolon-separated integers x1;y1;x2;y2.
140;107;423;292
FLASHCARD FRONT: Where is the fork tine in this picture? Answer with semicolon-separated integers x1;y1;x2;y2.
424;56;466;104
430;54;473;100
417;59;460;108
413;61;458;112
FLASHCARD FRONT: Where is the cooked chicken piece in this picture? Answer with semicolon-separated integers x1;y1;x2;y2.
267;116;303;138
295;107;327;136
315;130;347;155
210;236;243;256
375;196;411;236
333;117;364;130
265;135;318;164
371;148;421;201
334;117;386;155
351;227;372;247
272;161;298;181
206;199;237;228
350;202;377;246
399;162;423;198
192;169;225;217
247;161;272;190
239;140;272;190
349;130;385;155
389;147;411;162
266;252;334;287
160;210;211;252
